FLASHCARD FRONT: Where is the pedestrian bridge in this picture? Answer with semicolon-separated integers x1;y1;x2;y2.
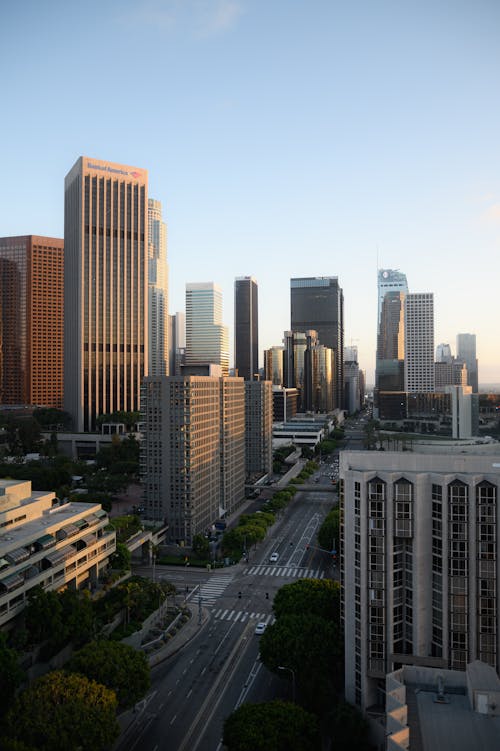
245;484;337;494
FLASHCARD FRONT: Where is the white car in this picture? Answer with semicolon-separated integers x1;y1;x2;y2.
269;552;279;563
255;622;267;635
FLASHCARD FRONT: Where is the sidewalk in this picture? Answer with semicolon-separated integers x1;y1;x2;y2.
146;600;210;667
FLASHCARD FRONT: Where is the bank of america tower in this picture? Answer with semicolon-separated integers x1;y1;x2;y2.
64;157;148;431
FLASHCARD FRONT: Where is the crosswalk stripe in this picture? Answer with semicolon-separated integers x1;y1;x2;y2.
198;574;234;605
213;610;276;623
242;564;325;580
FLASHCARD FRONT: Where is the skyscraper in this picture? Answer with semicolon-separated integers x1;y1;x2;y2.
263;346;284;385
377;268;408;327
404;293;434;392
375;270;408;409
168;311;186;376
64;157;148;431
0;235;64;408
436;342;453;364
457;333;478;393
290;277;344;408
148;199;168;377
185;282;229;376
234;276;258;380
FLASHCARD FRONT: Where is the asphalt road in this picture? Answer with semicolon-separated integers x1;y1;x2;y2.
123;476;336;751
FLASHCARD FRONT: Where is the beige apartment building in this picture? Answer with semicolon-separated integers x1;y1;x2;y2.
141;375;245;544
340;449;500;712
0;479;115;628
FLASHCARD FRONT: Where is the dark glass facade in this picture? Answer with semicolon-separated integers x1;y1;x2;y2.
234;277;258;381
290;277;344;408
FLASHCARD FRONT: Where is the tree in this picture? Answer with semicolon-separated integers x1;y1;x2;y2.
223;700;319;751
259;614;342;711
24;587;64;647
4;671;119;751
328;701;371;750
273;578;340;623
111;541;132;571
32;408;72;430
58;588;96;647
24;586;96;653
95;411;140;431
192;534;210;559
16;417;42;454
67;640;150;708
317;509;340;554
0;633;25;716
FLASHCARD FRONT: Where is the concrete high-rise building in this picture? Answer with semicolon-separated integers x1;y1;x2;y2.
435;360;468;391
245;381;273;477
263;346;284;385
457;333;478;393
148;199;168;377
234;276;258;381
64;157;148;432
220;377;246;516
168;312;185;376
404;293;434;392
141;375;245;542
0;235;64;408
272;386;298;422
341;449;500;711
185;282;229;376
290;277;344;408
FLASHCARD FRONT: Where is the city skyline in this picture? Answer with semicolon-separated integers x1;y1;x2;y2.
1;2;500;384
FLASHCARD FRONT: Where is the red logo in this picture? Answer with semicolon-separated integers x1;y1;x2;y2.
130;171;141;179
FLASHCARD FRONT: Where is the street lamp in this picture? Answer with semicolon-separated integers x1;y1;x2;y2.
278;665;296;702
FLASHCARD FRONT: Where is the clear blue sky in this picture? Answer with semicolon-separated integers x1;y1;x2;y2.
1;0;499;384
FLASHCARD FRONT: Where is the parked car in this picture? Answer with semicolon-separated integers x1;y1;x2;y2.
255;622;267;635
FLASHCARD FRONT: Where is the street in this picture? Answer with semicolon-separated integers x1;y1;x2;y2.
120;474;336;751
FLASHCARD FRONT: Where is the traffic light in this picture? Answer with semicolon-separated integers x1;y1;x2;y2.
238;591;242;599
265;592;269;600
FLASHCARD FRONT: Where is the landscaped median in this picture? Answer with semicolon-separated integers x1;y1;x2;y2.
220;461;319;562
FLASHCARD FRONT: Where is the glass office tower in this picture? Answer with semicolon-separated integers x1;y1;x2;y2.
234;276;258;381
185;282;229;376
290;276;344;409
148;199;169;377
457;333;478;393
